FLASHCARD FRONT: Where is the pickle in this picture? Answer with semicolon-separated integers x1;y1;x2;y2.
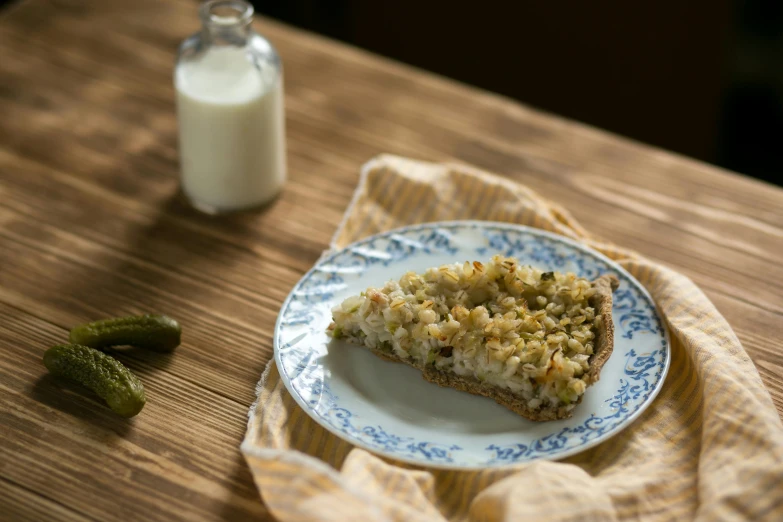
69;314;181;352
43;344;146;417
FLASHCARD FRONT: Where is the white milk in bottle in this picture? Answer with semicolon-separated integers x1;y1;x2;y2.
175;0;285;214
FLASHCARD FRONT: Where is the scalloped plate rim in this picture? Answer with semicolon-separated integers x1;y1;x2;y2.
273;220;671;470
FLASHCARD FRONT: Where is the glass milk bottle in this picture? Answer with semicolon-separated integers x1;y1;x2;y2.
175;0;286;214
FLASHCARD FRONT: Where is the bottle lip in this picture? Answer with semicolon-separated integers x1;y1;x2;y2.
199;0;253;27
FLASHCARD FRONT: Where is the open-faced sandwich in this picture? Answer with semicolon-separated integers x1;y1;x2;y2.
328;255;619;421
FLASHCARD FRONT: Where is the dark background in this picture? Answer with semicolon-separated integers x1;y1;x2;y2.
2;0;781;186
254;0;783;187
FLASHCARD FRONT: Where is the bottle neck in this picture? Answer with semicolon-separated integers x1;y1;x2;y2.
200;0;253;47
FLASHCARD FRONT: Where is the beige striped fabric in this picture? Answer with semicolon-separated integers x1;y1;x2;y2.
242;155;783;521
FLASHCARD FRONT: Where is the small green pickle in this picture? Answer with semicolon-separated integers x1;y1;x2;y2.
43;344;146;417
69;314;181;352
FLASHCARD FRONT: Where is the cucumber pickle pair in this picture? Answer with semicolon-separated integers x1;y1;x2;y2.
43;315;181;418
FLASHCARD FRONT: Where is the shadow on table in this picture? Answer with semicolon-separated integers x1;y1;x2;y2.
217;452;271;520
99;188;292;297
30;374;135;437
106;346;178;371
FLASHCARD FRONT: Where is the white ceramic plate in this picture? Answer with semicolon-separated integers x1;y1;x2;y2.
274;221;670;469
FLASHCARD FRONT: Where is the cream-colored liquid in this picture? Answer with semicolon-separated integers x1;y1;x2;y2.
175;47;285;212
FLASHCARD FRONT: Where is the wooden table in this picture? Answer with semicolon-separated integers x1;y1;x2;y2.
1;0;781;520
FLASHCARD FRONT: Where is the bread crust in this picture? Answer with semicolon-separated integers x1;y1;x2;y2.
363;274;620;421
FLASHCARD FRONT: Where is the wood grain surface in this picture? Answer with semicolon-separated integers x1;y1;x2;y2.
1;0;782;520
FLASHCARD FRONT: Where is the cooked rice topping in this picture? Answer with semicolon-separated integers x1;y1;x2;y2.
329;255;603;410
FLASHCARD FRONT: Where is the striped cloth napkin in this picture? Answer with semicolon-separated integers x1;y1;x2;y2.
242;155;783;521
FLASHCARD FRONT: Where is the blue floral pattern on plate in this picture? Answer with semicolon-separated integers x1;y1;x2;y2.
274;221;670;469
